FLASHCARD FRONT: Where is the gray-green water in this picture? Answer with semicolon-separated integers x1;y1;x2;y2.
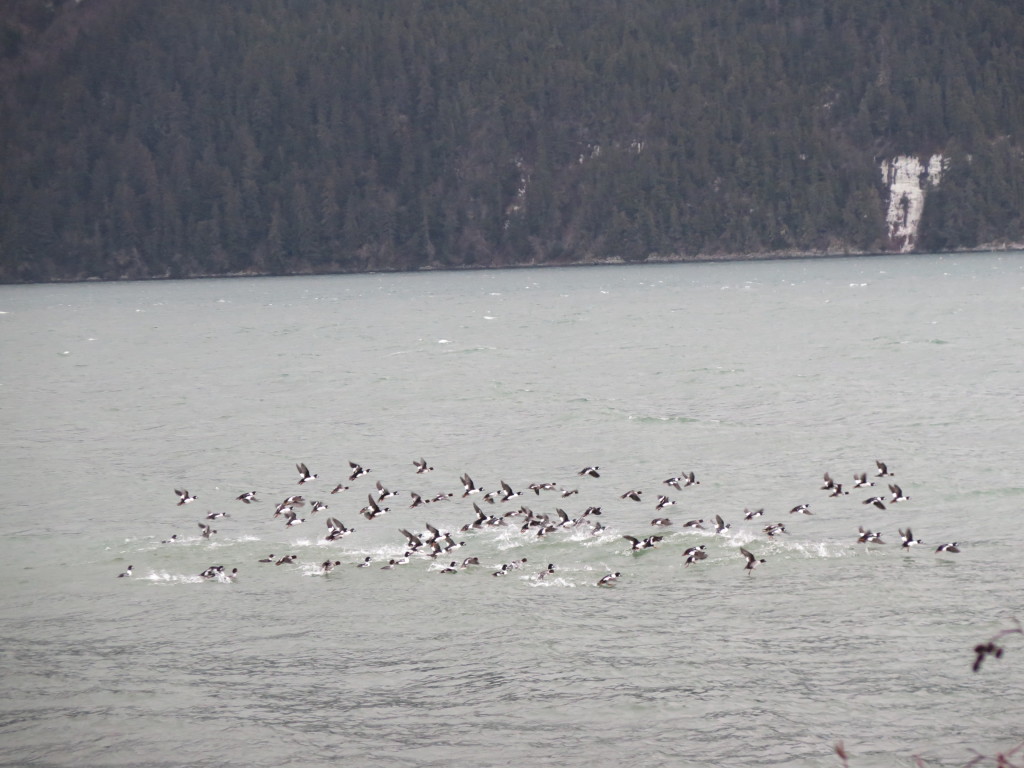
2;253;1023;767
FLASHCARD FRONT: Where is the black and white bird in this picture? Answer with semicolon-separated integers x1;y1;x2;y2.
862;496;887;510
175;489;197;506
935;542;961;553
296;462;318;484
852;472;874;488
764;523;787;537
348;461;371;481
597;572;620;586
413;458;434;474
117;564;133;578
744;507;765;520
460;473;483;497
282;510;305;526
875;460;894;477
713;514;731;534
857;526;885;544
236;491;258;504
360;494;389;520
375;481;400;501
740;547;766;574
650;517;672;527
620;489;643;502
655;495;675;511
325;517;353;540
578;466;601;478
888;484;910;503
320;560;341;573
899;527;923;548
789;503;812;515
682;545;707;566
197;522;216;538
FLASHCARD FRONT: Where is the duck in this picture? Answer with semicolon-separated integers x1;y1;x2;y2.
117;565;133;578
197;522;217;538
236;491;258;504
282;510;305;526
899;527;923;548
875;460;894;477
275;555;297;565
935;542;961;553
460;473;483;497
597;572;620;587
375;481;399;501
296;462;318;484
713;514;731;534
360;494;389;520
764;523;787;537
682;519;706;529
888;484;910;503
499;480;522;502
348;461;371;481
857;527;885;544
743;507;764;520
175;489;197;506
258;554;277;563
320;560;341;573
413;458;434;474
357;556;372;567
650;517;673;527
620;489;643;502
682;545;707;561
862;496;887;510
740;547;765;574
325;517;353;540
309;500;328;514
788;503;812;515
852;472;874;488
578;466;600;478
330;483;350;494
655;495;676;511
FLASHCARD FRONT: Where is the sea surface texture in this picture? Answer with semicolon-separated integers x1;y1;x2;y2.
1;253;1022;767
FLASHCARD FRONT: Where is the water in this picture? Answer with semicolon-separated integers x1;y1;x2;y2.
1;253;1023;767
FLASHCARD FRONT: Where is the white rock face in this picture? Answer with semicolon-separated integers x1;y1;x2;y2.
880;154;945;252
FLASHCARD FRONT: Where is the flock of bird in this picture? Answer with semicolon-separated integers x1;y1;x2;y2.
116;458;960;585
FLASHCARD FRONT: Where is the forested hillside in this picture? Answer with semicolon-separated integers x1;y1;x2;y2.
1;0;1023;282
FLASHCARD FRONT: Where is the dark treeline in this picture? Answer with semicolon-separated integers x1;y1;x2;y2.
1;0;1023;282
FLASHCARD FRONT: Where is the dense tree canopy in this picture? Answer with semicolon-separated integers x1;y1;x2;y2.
1;0;1022;282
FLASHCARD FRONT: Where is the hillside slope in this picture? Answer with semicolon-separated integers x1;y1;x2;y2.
1;0;1022;282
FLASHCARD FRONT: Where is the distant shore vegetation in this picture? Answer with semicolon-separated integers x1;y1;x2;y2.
1;0;1022;283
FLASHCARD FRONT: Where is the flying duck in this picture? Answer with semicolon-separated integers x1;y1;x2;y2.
740;547;766;574
899;528;922;548
578;466;600;478
852;472;874;488
597;572;620;586
117;565;133;578
296;462;318;484
348;461;371;481
236;491;258;504
413;458;434;474
175;489;197;506
888;484;910;503
935;542;961;553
